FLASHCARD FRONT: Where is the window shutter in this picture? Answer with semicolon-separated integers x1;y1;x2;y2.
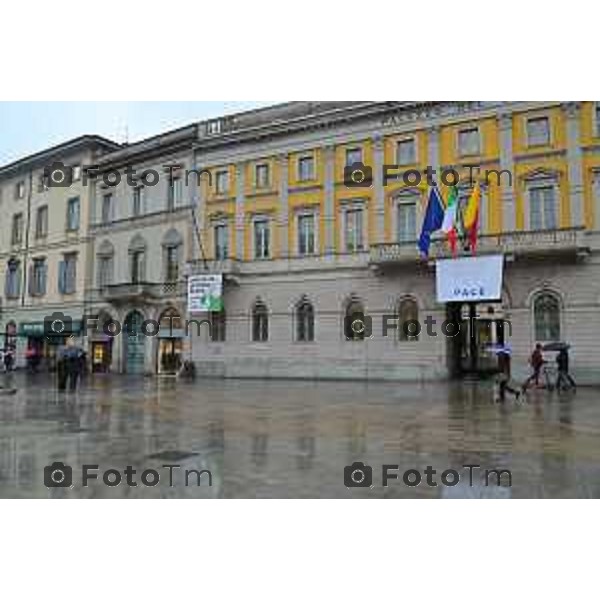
58;261;66;294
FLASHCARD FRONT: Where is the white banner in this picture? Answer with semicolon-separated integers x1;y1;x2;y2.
188;274;223;313
436;255;504;303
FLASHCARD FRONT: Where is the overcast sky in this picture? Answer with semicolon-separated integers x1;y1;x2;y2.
0;101;277;165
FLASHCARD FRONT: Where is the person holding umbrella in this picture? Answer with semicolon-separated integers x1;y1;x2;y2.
494;345;521;402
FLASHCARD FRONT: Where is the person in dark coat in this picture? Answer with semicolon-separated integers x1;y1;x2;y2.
497;350;521;402
56;347;69;391
523;344;545;390
556;347;576;391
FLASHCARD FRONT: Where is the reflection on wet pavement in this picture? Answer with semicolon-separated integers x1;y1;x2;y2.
0;372;599;498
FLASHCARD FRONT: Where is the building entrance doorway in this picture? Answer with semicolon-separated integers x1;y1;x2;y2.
124;311;146;375
447;302;508;378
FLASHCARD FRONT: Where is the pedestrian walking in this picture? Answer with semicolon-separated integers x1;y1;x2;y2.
556;347;576;392
522;344;545;391
64;338;84;392
56;346;69;391
496;348;521;402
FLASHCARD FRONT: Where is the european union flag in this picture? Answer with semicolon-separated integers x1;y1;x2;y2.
418;186;445;257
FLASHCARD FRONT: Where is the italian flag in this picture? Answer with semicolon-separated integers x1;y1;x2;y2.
441;186;459;257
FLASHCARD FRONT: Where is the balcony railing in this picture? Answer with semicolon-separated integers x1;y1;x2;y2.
370;227;589;266
187;258;240;277
90;281;186;303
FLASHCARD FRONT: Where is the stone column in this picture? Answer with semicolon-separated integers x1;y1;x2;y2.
278;153;289;257
372;134;385;244
563;102;584;228
498;112;516;232
323;145;336;254
235;163;245;260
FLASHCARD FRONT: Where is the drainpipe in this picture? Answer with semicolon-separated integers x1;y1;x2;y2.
21;169;33;308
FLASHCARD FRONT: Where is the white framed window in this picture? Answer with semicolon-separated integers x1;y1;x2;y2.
207;120;222;134
345;148;363;167
253;218;270;259
215;170;230;195
534;292;561;342
214;223;229;260
59;253;77;294
35;205;48;239
298;155;315;182
297;212;316;256
66;196;80;231
11;213;23;245
168;176;182;210
102;193;113;224
97;255;113;288
5;259;21;298
396;138;416;165
397;198;417;242
529;186;557;231
343;206;364;252
255;164;270;188
527;116;550;147
164;245;180;281
15;181;25;200
458;128;480;156
30;257;47;296
133;186;144;217
72;165;82;182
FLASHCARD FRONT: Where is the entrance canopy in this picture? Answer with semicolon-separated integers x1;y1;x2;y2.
436;255;504;303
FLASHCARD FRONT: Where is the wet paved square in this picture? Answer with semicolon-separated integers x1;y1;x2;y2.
0;372;599;498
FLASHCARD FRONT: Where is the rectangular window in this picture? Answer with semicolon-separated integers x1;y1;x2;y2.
165;246;179;281
5;260;21;298
168;177;182;210
397;202;417;242
253;219;270;259
98;256;113;287
596;104;600;137
215;170;230;195
133;187;143;217
72;165;82;182
344;208;364;252
458;128;480;156
214;224;229;260
527;116;550;147
255;164;270;188
102;193;113;224
298;214;315;256
35;205;48;238
30;258;47;296
298;156;315;182
396;139;416;165
345;148;363;167
37;174;49;193
12;213;23;245
15;181;25;200
59;253;77;295
530;186;557;231
66;197;80;231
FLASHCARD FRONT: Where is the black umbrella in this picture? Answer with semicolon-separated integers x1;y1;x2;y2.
542;342;570;352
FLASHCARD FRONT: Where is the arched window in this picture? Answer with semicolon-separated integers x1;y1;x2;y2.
97;240;114;288
398;297;419;341
295;298;314;342
534;292;561;341
128;235;147;284
252;300;269;342
159;307;182;332
162;229;183;282
345;298;367;341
